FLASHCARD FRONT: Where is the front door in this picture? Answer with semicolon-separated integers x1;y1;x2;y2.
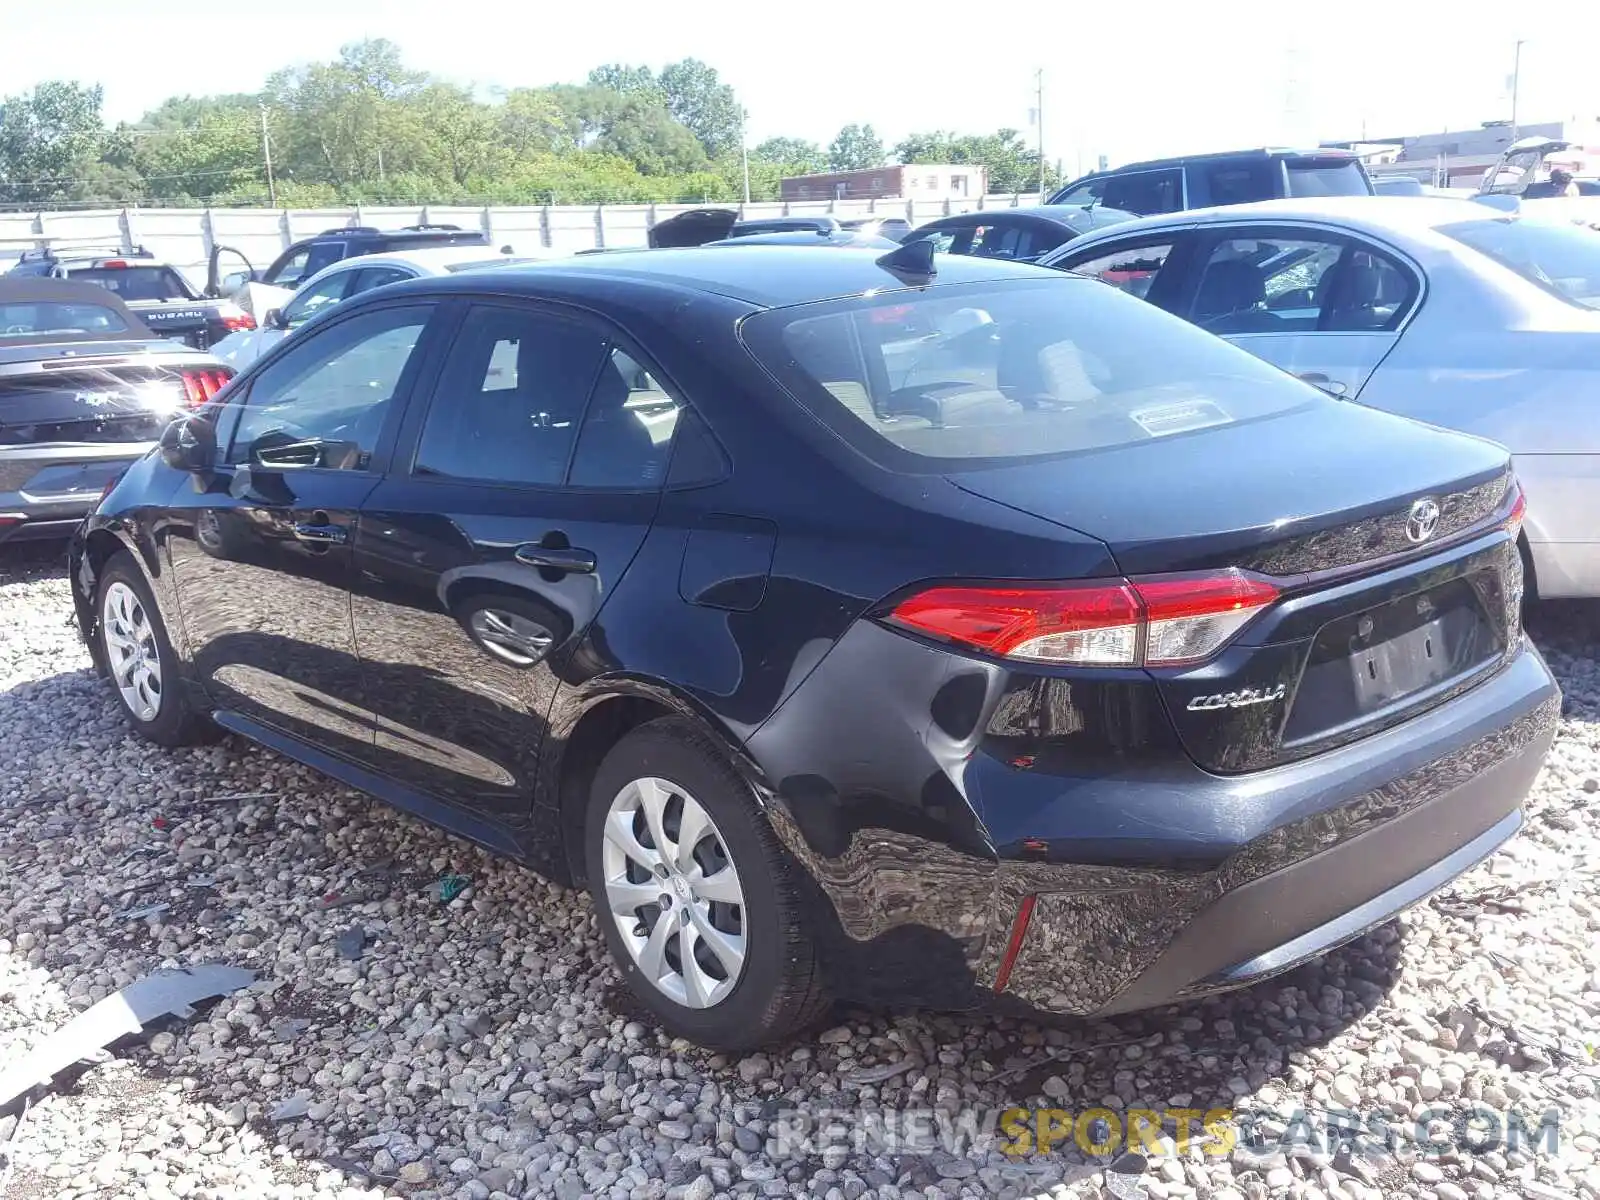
164;301;440;763
350;301;682;839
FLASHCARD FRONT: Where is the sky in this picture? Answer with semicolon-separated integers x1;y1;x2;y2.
3;0;1594;172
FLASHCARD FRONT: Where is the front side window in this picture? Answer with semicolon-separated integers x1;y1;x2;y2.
1084;169;1183;216
414;306;610;486
350;266;417;294
228;304;432;470
1192;236;1344;333
1063;241;1176;300
740;277;1318;470
265;247;311;287
1440;216;1600;310
282;271;356;329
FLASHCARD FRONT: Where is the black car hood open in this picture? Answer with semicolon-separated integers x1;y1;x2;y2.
949;399;1512;577
648;208;738;248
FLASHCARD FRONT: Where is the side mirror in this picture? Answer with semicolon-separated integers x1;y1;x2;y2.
159;414;218;473
1297;372;1348;398
264;308;289;331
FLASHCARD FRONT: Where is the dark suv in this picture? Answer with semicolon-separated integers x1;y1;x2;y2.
1050;148;1374;216
207;225;493;293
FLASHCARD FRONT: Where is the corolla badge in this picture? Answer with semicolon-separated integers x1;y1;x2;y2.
1405;497;1442;544
1187;684;1288;712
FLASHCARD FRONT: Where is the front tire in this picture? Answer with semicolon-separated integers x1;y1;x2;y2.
585;718;829;1051
96;552;219;747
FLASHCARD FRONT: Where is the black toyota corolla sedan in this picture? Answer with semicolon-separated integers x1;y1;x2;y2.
68;243;1558;1050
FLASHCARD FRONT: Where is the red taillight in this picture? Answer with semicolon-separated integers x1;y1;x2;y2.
1505;482;1527;532
179;368;235;408
100;260;129;269
218;304;255;332
886;568;1280;668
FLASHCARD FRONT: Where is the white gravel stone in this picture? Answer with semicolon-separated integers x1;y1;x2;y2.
2;550;1599;1200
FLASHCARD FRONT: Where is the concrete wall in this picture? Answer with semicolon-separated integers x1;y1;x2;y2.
0;195;1034;285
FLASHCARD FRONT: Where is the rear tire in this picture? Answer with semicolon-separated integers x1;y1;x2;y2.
96;552;220;747
585;718;829;1051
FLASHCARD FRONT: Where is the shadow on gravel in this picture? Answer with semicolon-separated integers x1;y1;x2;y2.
0;540;70;588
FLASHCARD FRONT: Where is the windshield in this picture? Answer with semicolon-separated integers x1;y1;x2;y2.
1285;158;1372;197
739;276;1319;470
1439;216;1600;310
68;265;194;302
0;301;130;338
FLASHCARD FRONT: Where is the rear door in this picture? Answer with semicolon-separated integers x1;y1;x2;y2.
1177;226;1421;397
351;300;684;831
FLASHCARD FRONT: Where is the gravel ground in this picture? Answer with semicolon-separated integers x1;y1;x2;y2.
1;541;1598;1200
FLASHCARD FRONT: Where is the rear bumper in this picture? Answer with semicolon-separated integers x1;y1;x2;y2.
991;643;1558;1015
0;443;148;543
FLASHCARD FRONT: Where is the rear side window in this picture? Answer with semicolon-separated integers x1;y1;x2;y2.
1440;216;1600;310
1199;160;1277;206
68;266;192;302
414;306;610;486
1285;157;1372;197
740;277;1318;470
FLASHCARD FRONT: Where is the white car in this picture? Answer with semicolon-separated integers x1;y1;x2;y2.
209;245;556;368
1043;196;1600;598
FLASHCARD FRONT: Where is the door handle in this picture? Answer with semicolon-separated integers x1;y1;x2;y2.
515;543;596;574
293;522;348;545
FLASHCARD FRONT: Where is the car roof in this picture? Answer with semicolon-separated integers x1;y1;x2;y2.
0;276;155;340
1054;195;1524;249
1085;147;1358;175
390;243;1059;309
289;246;552;293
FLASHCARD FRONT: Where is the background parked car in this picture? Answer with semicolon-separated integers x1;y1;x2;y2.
70;245;1552;1051
1048;148;1374;216
1043;195;1600;598
208;245;548;369
0;277;231;546
8;244;256;351
903;204;1135;263
205;224;496;297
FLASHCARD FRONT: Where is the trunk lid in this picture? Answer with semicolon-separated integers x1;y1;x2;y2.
0;351;193;445
951;400;1520;773
949;399;1510;577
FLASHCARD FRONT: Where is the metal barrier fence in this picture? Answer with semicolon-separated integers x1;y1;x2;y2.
0;196;1034;284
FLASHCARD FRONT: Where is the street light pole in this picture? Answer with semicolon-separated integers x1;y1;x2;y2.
741;108;751;205
1035;69;1046;203
1511;39;1526;140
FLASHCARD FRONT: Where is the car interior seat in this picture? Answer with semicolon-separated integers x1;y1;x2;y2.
1193;259;1280;333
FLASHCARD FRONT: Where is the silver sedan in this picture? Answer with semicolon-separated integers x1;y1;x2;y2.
1042;196;1600;598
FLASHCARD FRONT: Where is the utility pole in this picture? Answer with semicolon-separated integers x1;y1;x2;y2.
260;104;278;207
1510;39;1526;140
1035;69;1046;203
741;108;751;204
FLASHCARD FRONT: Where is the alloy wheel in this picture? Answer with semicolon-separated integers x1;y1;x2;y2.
102;581;163;723
600;776;747;1009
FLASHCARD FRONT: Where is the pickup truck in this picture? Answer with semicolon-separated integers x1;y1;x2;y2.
7;246;254;351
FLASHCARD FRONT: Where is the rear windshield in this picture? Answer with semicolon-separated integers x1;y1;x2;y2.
1439;216;1600;309
1286;158;1372;197
68;265;193;302
0;301;130;338
739;276;1319;470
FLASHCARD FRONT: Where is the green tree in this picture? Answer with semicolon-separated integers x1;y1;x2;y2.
496;88;572;156
659;58;742;157
414;83;505;186
894;128;1056;194
547;85;707;176
753;137;825;174
827;123;883;171
585;64;662;103
0;80;107;206
116;94;264;202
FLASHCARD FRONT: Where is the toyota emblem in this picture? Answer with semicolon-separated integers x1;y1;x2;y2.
1405;497;1441;544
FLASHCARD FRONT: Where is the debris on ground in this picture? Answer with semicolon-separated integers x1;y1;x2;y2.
0;965;256;1109
336;928;366;961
